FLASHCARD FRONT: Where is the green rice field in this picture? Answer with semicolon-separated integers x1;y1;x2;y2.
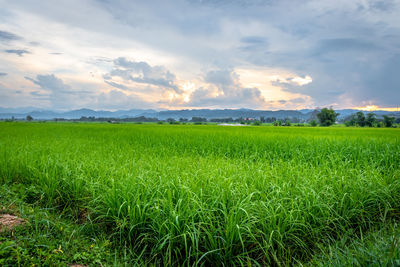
1;122;399;265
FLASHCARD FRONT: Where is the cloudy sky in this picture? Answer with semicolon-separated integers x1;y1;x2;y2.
0;0;399;111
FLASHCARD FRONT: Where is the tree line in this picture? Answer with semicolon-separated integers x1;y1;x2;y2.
343;112;397;127
4;110;398;128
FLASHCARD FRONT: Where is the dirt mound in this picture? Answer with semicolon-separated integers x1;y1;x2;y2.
0;214;25;232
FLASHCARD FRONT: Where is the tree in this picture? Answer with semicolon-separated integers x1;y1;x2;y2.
383;115;395;127
191;117;207;122
316;108;339;126
344;120;352;127
166;118;176;124
26;115;33;121
355;112;366;127
365;113;376;127
343;114;356;126
310;120;318;127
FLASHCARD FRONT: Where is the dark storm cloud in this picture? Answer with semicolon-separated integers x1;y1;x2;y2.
360;54;400;106
187;0;272;8
24;73;153;109
204;70;236;86
30;90;48;97
277;34;400;106
25;74;70;92
239;36;269;52
4;49;30;56
0;72;7;76
367;0;396;12
25;74;94;108
108;57;183;93
314;38;381;55
240;36;267;45
0;30;22;42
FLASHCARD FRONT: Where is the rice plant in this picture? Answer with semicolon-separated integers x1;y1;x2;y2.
0;122;399;265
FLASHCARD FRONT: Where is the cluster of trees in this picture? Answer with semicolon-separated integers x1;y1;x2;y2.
3;115;32;122
167;117;207;124
260;116;305;123
273;119;291;126
260;116;278;123
272;120;316;127
12;109;399;128
315;108;398;127
77;116;159;122
188;117;207;122
344;112;396;127
208;117;308;123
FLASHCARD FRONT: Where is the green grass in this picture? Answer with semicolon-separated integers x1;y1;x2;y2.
309;221;400;266
0;122;399;265
0;184;125;266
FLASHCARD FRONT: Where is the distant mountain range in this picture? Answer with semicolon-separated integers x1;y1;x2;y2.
0;107;399;121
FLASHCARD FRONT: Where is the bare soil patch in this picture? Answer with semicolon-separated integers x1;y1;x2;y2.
0;214;25;232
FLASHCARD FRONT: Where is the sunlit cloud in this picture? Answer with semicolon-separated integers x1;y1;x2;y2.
353;105;400;112
289;76;312;86
235;67;313;107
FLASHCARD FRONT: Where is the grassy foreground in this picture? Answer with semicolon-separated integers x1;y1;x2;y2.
0;122;399;265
